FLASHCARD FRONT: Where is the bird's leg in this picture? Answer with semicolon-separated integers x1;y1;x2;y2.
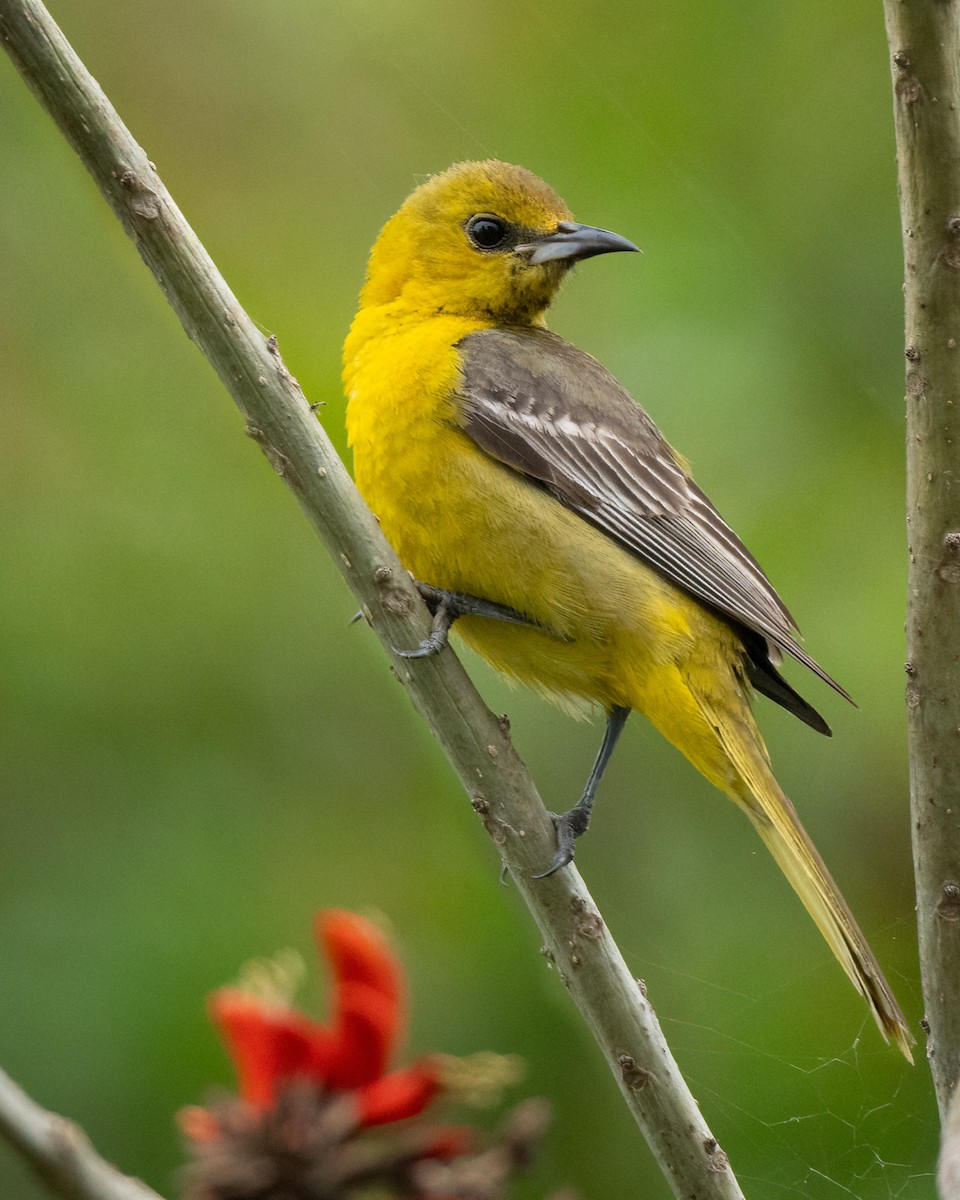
534;706;630;878
395;582;542;659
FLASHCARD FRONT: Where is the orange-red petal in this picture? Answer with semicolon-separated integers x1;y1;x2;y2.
320;979;402;1087
177;1106;222;1143
357;1059;442;1126
316;911;404;1086
421;1125;474;1160
317;910;402;1007
209;990;335;1107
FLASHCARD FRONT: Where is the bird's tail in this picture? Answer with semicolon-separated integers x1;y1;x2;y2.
695;694;914;1061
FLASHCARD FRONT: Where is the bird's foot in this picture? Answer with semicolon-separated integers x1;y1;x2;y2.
532;806;592;879
394;582;539;659
532;706;630;879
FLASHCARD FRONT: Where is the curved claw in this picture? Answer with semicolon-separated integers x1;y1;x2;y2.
395;582;559;659
394;632;448;659
532;811;581;879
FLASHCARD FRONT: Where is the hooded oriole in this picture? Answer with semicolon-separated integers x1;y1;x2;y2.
343;160;912;1058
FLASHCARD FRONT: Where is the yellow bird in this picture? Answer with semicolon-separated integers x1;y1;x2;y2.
343;159;912;1058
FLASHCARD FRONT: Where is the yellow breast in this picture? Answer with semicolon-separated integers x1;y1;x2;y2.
343;306;731;714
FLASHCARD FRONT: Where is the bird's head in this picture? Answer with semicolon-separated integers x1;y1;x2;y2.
358;160;638;325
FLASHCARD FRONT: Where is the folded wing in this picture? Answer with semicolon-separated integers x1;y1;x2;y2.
456;326;849;723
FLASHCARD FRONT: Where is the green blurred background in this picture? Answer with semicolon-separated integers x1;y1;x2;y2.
0;1;939;1196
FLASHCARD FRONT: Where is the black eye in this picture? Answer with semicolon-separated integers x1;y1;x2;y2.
466;214;508;250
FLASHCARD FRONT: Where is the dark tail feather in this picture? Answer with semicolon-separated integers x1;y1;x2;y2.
742;634;832;736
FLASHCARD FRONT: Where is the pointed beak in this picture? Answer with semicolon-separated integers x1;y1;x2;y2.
516;220;641;266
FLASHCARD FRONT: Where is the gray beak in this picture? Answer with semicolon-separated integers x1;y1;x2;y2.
517;220;641;266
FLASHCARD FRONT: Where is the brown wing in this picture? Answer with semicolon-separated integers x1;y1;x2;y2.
456;325;849;703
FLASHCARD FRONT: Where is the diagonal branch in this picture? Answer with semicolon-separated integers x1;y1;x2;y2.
883;0;960;1121
0;1066;165;1200
0;1;745;1197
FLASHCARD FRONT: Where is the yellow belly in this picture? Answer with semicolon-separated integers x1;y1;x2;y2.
344;306;747;786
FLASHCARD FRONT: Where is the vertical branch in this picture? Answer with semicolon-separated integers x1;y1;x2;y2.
883;0;960;1119
941;1082;960;1199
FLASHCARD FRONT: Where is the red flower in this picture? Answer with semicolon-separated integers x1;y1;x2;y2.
209;909;441;1125
181;912;562;1199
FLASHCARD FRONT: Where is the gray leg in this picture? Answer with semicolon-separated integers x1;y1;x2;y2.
534;705;630;878
395;582;546;659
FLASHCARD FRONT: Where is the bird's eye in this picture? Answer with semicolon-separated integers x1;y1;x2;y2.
466;214;509;250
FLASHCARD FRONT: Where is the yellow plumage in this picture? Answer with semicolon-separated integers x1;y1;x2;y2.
343;159;913;1058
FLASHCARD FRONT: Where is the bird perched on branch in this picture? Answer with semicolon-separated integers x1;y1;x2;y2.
343;159;912;1058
